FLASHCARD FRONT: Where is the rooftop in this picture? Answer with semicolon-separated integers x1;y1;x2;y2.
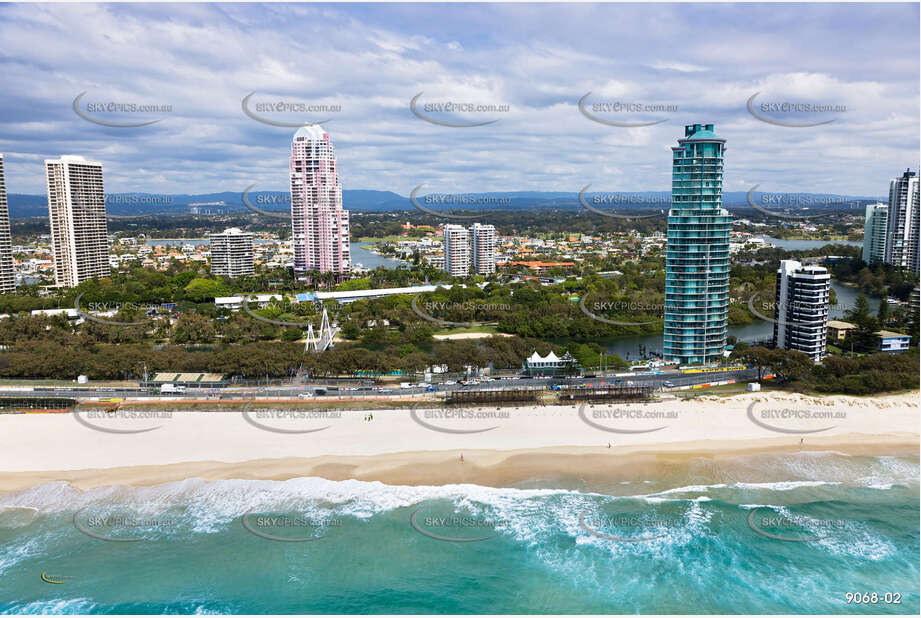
293;124;328;141
680;123;724;142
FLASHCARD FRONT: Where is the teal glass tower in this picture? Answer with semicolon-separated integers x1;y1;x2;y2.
663;124;731;365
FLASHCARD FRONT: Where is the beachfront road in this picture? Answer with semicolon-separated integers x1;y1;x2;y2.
0;368;759;402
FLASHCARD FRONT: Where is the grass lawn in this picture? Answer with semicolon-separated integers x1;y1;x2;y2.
674;381;764;398
432;325;499;336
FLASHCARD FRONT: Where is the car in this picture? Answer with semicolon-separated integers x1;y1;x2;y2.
444;380;457;385
297;392;314;399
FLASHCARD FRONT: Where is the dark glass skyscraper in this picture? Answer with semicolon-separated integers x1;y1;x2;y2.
663;124;731;365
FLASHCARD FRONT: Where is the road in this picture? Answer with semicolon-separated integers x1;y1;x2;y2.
0;368;758;402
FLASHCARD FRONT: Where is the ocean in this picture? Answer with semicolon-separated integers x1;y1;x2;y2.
1;452;918;614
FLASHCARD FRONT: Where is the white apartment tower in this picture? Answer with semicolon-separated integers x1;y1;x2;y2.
772;260;831;362
884;169;919;275
45;155;109;287
0;154;15;293
469;223;497;275
210;227;254;278
289;125;350;280
862;202;888;265
443;224;470;276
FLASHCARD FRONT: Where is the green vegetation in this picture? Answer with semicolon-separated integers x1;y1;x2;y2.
733;345;919;395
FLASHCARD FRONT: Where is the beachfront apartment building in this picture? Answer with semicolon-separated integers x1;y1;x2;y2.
663;124;731;365
827;319;857;342
884;169;919;274
469;223;497;274
772;260;831;362
443;224;470;276
862;202;888;265
876;330;911;353
0;154;15;293
289;125;350;281
45;155;110;287
210;227;254;278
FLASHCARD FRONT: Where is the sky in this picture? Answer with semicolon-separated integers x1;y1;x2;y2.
0;2;918;197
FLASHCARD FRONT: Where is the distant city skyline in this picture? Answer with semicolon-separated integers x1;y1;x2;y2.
0;3;917;196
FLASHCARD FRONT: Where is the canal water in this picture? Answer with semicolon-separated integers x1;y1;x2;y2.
597;280;877;361
761;236;862;250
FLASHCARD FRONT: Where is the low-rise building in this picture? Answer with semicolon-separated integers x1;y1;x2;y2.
876;330;911;353
827;320;858;342
214;294;284;312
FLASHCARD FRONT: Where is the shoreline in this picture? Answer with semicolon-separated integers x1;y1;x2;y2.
1;390;917;492
1;437;916;493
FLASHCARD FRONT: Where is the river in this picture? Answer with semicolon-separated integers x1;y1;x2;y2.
761;236;862;250
595;280;878;361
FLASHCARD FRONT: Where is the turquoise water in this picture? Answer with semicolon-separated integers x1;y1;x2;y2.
1;452;917;614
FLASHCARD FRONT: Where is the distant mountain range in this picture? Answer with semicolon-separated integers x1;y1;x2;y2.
5;190;883;218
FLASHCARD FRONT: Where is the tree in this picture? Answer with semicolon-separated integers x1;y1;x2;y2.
846;294;881;352
183;278;229;303
736;346;773;382
172;313;216;343
767;348;813;383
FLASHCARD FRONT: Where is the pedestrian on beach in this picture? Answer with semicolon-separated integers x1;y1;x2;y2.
460;453;464;463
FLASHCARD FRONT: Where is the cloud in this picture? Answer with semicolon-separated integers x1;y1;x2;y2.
0;2;916;198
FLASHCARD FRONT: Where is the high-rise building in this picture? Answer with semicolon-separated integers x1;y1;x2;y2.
210;227;254;278
862;202;888;265
469;223;496;275
0;154;15;293
663;124;731;365
772;260;831;362
443;224;470;276
884;169;919;275
45;155;109;287
289;125;350;280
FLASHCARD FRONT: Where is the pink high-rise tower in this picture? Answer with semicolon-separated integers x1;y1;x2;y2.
289;125;350;280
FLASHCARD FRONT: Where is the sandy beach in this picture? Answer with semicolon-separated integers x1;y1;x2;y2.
0;390;917;491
